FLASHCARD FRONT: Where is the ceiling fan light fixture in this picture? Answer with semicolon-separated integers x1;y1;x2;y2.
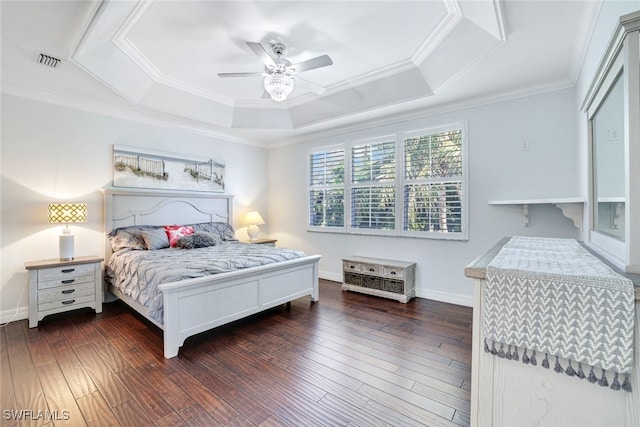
264;72;294;102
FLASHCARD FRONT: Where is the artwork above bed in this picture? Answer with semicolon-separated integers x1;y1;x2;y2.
113;144;225;192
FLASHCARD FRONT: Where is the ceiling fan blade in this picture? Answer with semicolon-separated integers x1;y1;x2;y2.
295;77;326;95
218;72;266;78
291;55;333;73
246;41;276;67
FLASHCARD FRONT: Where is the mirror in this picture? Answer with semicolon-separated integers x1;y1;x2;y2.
592;71;625;241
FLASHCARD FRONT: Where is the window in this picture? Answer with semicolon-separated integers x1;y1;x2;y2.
403;129;463;234
308;123;467;239
351;140;396;230
309;148;345;227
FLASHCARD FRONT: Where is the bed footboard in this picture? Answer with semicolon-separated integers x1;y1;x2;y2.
159;255;320;358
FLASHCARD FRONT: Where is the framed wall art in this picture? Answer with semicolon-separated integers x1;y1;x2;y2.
113;145;225;192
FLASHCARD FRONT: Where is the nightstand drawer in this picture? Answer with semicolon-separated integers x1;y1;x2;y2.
38;273;95;290
38;294;96;312
37;262;95;281
38;282;95;304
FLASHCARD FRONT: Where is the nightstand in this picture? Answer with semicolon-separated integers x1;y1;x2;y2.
25;255;103;328
244;238;277;247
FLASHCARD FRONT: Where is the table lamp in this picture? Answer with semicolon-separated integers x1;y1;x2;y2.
48;203;87;260
244;210;265;241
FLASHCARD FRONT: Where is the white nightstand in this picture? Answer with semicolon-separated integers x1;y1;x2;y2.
244;238;277;247
25;255;103;328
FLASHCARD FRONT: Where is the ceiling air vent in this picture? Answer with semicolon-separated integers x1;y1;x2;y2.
36;52;62;69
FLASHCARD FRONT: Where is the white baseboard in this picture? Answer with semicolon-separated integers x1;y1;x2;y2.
1;306;28;325
416;288;473;307
319;270;343;283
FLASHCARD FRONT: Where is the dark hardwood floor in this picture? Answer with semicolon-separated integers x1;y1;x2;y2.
1;280;473;427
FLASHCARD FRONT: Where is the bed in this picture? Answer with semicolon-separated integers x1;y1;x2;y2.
102;187;320;358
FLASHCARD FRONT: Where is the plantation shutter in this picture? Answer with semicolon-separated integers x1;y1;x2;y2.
403;130;463;233
309;149;345;227
351;140;396;230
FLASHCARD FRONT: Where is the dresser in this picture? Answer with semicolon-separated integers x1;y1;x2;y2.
342;256;416;303
465;238;639;426
26;256;103;328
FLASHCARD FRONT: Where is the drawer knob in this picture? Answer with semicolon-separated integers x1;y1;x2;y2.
61;289;75;294
61;268;75;273
390;271;397;275
369;268;375;272
61;279;75;284
61;299;76;305
350;265;355;269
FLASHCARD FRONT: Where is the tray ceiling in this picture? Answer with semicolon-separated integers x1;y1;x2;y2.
1;0;600;145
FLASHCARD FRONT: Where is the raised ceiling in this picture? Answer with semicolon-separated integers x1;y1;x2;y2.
1;0;600;145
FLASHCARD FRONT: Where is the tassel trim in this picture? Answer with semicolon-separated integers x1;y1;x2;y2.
542;353;550;369
484;340;631;392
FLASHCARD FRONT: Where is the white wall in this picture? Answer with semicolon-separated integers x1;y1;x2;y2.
0;94;269;322
268;88;582;306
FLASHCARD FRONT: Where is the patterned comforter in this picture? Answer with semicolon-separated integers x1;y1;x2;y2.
106;242;307;324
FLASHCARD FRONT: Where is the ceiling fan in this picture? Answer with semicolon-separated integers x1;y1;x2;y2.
218;41;333;102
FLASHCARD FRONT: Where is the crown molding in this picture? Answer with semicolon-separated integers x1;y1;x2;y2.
112;0;235;107
431;38;504;96
412;3;462;64
569;0;603;92
272;77;576;148
491;0;507;42
1;81;267;148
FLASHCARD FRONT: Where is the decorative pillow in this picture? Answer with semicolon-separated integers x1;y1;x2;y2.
108;225;159;252
140;228;170;250
176;232;221;249
164;225;195;247
188;222;236;241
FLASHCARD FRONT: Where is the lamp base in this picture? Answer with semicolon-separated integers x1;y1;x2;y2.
59;234;74;261
247;224;260;241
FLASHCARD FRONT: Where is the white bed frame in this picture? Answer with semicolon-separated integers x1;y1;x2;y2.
102;187;320;358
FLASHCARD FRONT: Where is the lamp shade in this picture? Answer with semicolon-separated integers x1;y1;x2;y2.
48;203;88;224
48;203;87;261
244;211;265;226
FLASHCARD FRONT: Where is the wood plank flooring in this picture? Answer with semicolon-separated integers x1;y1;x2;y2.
1;280;473;426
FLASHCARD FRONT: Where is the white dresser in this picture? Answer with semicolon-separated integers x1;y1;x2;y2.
26;256;103;328
342;256;416;303
465;239;639;426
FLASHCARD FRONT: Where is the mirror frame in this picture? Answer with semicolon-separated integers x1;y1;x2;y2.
582;11;640;273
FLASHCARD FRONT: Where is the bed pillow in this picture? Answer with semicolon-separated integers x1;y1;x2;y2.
164;225;195;247
176;232;221;249
108;225;159;252
188;222;236;241
140;228;170;250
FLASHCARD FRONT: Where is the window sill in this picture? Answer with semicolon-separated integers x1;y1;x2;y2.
307;227;468;241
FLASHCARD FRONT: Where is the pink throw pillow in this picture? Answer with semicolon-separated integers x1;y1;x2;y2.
164;225;194;247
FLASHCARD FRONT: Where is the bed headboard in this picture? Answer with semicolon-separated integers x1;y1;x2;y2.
101;187;234;261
